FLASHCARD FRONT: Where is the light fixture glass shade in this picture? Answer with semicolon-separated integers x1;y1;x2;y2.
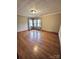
30;10;36;14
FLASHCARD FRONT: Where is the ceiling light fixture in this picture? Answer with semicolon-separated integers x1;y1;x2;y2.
30;10;36;14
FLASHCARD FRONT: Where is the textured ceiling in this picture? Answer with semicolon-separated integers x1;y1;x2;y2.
17;0;61;17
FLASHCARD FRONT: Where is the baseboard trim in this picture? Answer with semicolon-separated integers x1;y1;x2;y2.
41;30;58;35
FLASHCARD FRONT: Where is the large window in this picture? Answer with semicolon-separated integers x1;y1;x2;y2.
28;18;41;30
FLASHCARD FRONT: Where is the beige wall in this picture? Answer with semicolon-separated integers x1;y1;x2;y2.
17;15;28;32
17;15;27;25
41;13;61;33
17;13;61;32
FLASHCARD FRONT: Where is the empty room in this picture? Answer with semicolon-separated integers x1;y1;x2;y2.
17;0;61;59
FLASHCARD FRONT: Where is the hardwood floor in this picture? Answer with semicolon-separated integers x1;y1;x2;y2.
17;30;61;59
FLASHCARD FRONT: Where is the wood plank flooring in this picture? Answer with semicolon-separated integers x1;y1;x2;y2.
17;30;61;59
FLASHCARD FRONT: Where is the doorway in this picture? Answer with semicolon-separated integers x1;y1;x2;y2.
28;17;41;30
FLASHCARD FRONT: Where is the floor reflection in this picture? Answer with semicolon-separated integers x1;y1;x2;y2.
33;45;38;52
29;30;41;42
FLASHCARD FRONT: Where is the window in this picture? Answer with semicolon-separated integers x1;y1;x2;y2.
28;18;41;30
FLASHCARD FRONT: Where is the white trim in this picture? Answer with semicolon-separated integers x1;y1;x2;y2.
42;11;61;17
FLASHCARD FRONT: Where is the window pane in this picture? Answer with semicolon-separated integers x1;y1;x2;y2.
34;20;37;27
29;19;32;28
38;20;41;27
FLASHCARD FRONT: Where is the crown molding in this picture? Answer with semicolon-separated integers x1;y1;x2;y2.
42;11;61;17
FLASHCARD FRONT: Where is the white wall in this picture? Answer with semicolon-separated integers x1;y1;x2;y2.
17;15;28;32
41;13;61;33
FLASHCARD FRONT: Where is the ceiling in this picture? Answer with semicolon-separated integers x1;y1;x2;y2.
17;0;61;17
